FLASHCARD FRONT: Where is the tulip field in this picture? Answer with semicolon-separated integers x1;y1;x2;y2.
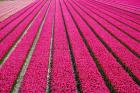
0;0;140;92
